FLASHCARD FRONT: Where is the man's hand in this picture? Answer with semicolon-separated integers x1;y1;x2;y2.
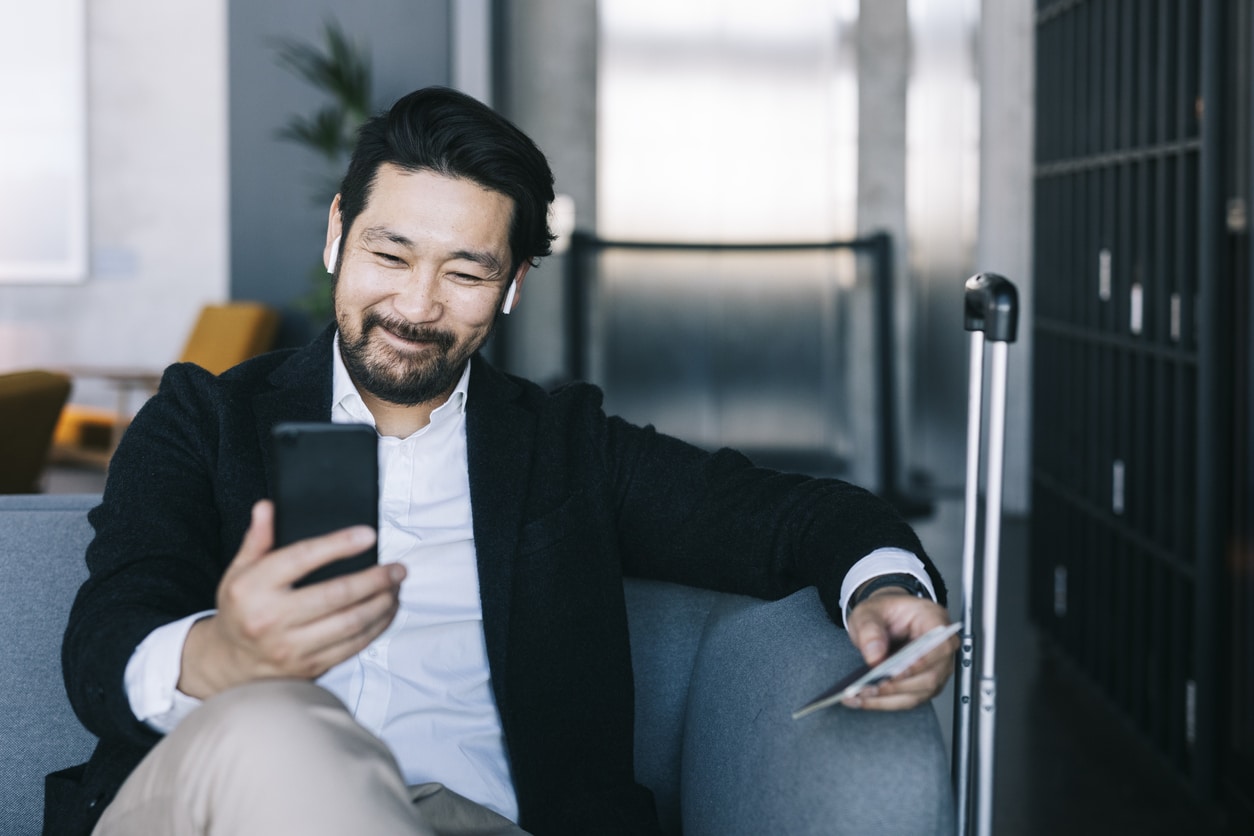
178;500;405;700
843;587;957;711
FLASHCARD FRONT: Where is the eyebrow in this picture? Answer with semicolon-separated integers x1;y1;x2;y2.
360;226;413;249
359;226;505;276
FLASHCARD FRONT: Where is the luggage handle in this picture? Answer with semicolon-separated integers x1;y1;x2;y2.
964;272;1019;343
954;272;1019;836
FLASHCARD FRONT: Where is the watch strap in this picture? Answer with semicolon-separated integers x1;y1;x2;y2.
847;572;931;620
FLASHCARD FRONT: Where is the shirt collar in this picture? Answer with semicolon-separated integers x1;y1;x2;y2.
331;331;471;428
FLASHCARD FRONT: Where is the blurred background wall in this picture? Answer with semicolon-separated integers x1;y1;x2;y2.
0;0;231;414
495;0;1032;513
227;0;451;347
0;0;1032;512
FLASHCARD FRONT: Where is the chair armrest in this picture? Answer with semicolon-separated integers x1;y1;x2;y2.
626;579;954;836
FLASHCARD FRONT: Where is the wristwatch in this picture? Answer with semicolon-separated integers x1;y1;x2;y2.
846;572;931;620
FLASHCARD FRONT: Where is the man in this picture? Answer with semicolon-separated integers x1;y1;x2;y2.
51;87;956;836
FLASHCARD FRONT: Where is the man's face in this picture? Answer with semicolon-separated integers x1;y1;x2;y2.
329;164;523;406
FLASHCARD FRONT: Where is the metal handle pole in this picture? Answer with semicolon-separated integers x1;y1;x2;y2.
975;340;1009;836
953;331;984;836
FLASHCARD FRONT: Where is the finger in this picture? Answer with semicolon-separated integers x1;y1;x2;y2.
858;645;955;704
845;687;931;712
300;559;404;609
870;661;949;701
887;636;960;683
848;614;892;667
279;561;402;639
878;601;949;642
261;525;379;589
848;595;938;656
282;584;404;676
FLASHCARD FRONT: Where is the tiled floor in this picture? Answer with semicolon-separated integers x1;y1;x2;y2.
37;465;1233;834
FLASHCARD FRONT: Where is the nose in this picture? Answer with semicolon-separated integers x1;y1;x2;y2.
391;271;443;323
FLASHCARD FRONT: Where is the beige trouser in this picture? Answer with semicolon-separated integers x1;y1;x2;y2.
93;680;530;836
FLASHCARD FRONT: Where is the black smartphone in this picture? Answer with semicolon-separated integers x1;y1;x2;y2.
272;422;379;587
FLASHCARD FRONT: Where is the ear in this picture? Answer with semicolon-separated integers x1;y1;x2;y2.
324;195;344;274
501;262;532;314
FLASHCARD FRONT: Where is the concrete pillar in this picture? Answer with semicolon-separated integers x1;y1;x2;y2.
977;0;1034;513
494;0;598;386
856;0;912;494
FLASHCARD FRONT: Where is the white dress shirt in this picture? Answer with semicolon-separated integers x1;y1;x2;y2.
125;343;519;820
122;336;934;823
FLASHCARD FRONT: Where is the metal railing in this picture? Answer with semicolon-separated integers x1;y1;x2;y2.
562;229;930;516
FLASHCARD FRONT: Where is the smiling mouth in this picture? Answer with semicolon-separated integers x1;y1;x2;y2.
366;317;454;353
381;327;433;347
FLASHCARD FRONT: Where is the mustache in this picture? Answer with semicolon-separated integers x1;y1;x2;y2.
363;312;456;351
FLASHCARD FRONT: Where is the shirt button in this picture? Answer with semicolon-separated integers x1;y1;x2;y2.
367;647;379;659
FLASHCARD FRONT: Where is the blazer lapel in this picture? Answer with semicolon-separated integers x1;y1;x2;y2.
465;355;535;690
253;326;336;493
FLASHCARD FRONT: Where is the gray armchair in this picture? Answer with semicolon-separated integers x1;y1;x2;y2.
0;493;952;835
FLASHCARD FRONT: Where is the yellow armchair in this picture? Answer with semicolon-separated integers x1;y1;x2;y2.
53;302;280;466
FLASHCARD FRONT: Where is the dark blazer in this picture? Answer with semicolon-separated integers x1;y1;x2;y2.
49;327;943;836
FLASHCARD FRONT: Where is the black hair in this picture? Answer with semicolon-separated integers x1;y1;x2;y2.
337;87;556;274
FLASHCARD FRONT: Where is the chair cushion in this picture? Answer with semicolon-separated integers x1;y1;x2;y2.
679;587;954;836
0;494;99;836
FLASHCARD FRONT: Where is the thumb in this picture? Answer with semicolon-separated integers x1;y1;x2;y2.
233;500;275;568
851;610;891;667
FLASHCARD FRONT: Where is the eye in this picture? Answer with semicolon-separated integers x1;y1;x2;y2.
374;251;406;266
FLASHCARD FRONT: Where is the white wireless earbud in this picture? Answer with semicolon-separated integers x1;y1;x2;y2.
501;279;518;315
325;235;341;274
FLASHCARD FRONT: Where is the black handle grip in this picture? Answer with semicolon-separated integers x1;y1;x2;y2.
964;273;1019;343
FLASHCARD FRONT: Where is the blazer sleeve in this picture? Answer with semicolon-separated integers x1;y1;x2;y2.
61;364;255;747
591;400;943;625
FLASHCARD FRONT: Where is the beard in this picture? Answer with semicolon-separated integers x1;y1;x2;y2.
337;309;472;406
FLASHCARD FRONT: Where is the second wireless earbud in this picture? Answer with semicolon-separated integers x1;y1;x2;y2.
501;279;518;315
325;235;341;275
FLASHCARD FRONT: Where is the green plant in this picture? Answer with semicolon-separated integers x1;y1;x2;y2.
272;20;373;324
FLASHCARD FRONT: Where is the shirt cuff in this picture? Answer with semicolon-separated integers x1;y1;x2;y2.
839;549;936;628
123;610;215;734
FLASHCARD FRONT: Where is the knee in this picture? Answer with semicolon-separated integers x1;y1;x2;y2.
204;678;340;712
177;680;357;765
